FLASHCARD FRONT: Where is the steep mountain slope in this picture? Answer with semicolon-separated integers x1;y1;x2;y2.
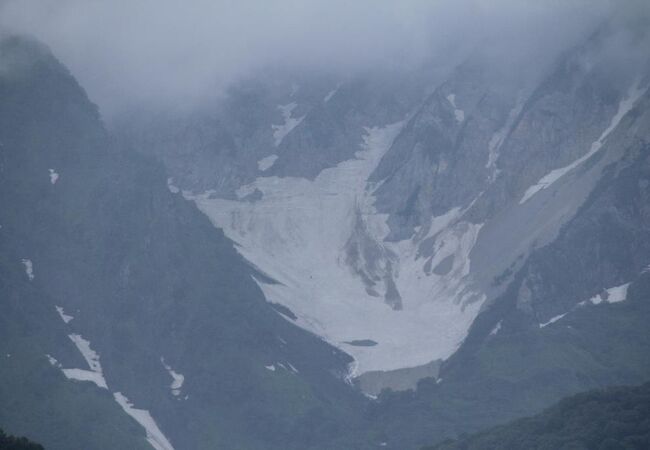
0;35;154;450
427;382;650;450
101;9;650;450
0;35;367;450
115;68;439;199
113;63;462;384
357;62;650;448
117;11;650;399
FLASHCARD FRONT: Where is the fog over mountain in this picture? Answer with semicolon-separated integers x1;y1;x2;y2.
0;0;613;115
1;1;650;449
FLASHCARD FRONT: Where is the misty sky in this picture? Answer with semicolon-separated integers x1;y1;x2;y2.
0;0;616;115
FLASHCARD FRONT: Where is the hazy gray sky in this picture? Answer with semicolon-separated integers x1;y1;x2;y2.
0;0;615;115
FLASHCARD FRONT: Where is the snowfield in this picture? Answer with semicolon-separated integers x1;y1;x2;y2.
189;120;486;376
49;168;59;184
63;334;108;389
161;357;185;396
257;154;278;171
21;259;34;280
324;87;338;103
272;103;304;146
587;283;630;305
541;282;632;328
446;94;465;122
55;305;74;323
62;368;108;389
539;313;568;328
114;392;175;450
49;332;174;448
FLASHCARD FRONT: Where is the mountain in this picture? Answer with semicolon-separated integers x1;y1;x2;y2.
115;8;650;395
110;8;650;449
1;5;650;450
360;111;650;447
352;12;650;449
426;382;650;450
0;35;366;450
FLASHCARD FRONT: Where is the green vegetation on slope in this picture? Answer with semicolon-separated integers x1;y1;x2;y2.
427;382;650;450
0;429;43;450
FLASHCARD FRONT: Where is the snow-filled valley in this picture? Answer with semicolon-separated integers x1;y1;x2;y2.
188;121;486;376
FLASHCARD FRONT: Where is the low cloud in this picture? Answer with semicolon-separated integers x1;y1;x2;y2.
0;0;617;116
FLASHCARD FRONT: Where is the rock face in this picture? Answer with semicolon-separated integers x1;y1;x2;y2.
363;77;650;450
117;11;650;394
